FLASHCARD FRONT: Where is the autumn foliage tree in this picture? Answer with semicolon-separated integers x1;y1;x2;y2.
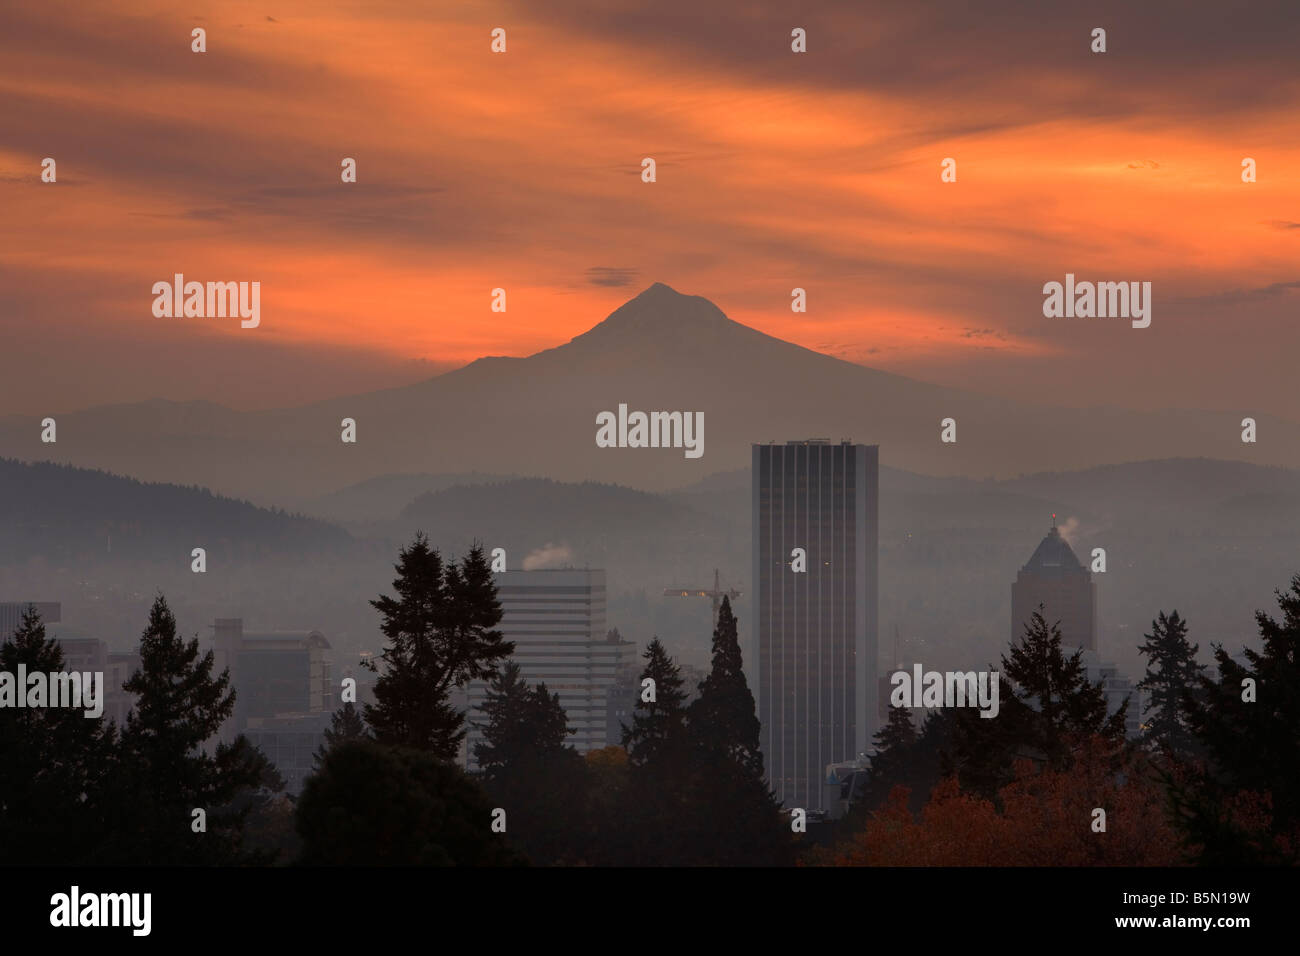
812;737;1184;867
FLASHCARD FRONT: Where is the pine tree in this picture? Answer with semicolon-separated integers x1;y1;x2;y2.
621;637;688;769
869;703;918;784
682;597;792;865
1176;575;1300;863
843;707;954;835
687;596;763;777
472;662;589;864
473;661;571;776
1136;610;1204;758
1003;608;1127;764
619;638;693;864
113;594;265;864
0;606;117;864
953;607;1127;798
364;535;511;758
313;701;370;767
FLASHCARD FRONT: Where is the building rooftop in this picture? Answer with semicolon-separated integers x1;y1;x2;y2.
1022;525;1084;572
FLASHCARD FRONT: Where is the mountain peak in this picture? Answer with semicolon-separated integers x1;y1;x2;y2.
567;282;737;349
639;280;683;297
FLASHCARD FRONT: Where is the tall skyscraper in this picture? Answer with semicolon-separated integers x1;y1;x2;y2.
465;569;632;767
751;440;879;811
1011;520;1097;651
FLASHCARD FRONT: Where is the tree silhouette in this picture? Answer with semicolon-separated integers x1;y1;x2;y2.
313;701;370;768
364;535;510;758
0;606;118;864
869;702;918;785
680;597;792;865
619;638;692;864
1176;575;1300;863
472;662;590;864
296;740;524;865
112;594;266;864
621;637;688;769
687;596;763;777
473;662;571;774
953;607;1127;799
1136;610;1204;759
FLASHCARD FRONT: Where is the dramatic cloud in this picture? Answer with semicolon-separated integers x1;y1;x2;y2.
2;0;1298;418
586;267;641;287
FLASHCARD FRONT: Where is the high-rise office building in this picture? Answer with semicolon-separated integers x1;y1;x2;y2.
1012;520;1097;651
465;569;632;767
751;440;879;811
212;619;333;732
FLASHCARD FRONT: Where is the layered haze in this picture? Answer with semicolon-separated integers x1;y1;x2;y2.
1;283;1294;506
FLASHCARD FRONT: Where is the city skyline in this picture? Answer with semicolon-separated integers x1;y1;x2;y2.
2;0;1296;891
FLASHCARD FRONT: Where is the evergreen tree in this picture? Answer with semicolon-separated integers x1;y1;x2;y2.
0;606;117;864
364;535;511;758
838;707;955;842
473;662;571;775
687;596;763;777
681;754;794;866
313;701;370;768
219;734;286;794
868;703;918;784
1136;610;1205;759
621;637;688;769
682;597;792;865
296;740;525;865
953;608;1127;798
1176;575;1300;863
472;662;590;864
110;594;265;864
620;638;692;864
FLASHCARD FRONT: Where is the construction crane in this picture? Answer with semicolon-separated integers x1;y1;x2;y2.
663;569;742;629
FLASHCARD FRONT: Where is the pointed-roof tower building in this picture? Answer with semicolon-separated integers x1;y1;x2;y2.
1011;516;1097;651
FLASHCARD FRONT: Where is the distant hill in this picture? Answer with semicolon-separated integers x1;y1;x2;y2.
0;458;350;564
2;453;1296;686
3;283;1299;504
309;471;520;523
395;477;729;572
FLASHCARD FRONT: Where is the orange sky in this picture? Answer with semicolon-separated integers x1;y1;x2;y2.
2;0;1299;416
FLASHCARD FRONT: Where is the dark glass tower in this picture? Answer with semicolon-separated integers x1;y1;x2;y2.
751;440;879;811
1012;520;1097;651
